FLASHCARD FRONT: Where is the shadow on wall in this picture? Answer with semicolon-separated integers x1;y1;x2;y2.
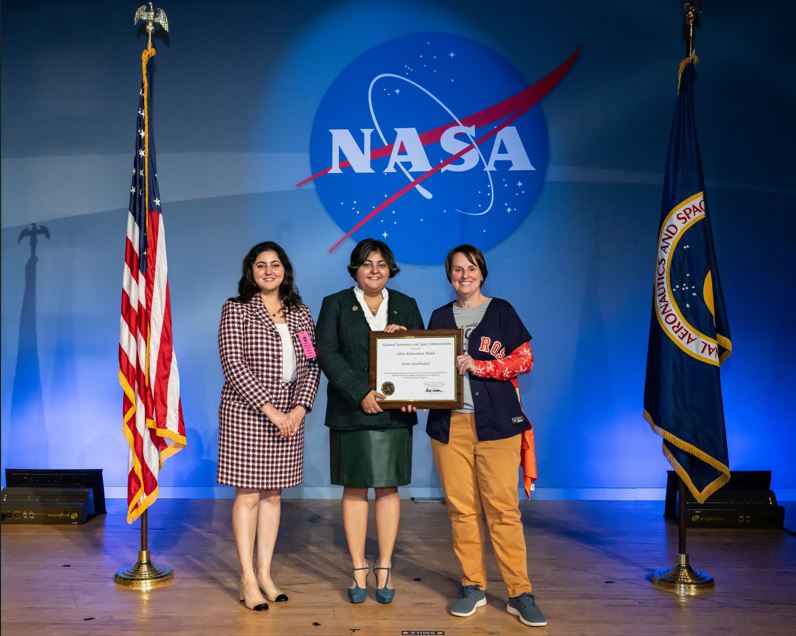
8;223;51;468
173;427;218;486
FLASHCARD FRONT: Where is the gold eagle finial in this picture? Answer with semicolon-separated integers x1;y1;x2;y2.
134;3;169;50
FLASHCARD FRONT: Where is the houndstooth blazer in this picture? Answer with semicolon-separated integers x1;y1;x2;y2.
218;295;320;416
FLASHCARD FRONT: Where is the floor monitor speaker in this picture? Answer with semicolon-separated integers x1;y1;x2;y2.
664;470;784;529
4;468;106;515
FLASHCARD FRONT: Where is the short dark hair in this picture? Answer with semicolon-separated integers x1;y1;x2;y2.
444;244;488;283
231;241;303;308
347;238;400;279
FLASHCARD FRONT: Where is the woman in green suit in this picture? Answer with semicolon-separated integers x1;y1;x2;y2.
316;238;423;604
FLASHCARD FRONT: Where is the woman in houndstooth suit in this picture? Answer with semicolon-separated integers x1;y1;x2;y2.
217;241;319;611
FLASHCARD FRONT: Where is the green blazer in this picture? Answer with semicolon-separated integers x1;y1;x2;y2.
316;287;424;432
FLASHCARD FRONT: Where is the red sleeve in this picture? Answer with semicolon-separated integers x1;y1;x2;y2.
470;341;533;380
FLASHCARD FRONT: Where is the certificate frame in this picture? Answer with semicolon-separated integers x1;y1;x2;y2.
368;329;463;410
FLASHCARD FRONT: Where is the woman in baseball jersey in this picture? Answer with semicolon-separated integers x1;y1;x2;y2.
217;241;320;611
316;238;423;604
426;244;547;627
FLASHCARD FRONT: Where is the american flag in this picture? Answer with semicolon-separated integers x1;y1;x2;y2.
119;49;186;524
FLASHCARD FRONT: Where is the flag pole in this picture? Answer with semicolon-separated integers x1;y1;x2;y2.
649;1;714;595
684;0;698;57
114;2;173;590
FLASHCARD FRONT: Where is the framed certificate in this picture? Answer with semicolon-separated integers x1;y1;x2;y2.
368;329;463;410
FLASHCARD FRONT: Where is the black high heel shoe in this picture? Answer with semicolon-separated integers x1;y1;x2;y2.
239;582;269;611
257;571;289;602
373;566;395;604
259;585;289;603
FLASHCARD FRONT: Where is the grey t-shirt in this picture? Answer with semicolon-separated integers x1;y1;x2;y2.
453;299;491;413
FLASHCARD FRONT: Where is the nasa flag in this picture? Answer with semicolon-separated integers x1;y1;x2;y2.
643;59;732;504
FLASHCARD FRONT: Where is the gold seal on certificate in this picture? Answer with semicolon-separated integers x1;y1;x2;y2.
369;329;463;409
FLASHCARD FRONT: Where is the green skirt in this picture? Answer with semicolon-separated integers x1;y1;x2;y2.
330;428;412;488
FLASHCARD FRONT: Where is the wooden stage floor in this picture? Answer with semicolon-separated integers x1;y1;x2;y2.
2;498;795;635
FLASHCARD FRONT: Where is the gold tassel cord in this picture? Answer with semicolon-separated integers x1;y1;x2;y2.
677;54;699;94
141;47;156;235
141;47;156;388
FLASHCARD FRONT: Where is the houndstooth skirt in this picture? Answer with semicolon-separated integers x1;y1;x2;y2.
217;383;304;490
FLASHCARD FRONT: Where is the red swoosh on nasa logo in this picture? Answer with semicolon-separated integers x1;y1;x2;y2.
295;48;581;252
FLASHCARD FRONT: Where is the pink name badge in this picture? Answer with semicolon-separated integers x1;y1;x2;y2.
297;331;317;359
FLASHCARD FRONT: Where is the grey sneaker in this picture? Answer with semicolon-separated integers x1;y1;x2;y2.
506;592;547;627
450;585;487;617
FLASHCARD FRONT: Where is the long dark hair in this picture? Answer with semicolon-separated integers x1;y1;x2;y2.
231;241;302;309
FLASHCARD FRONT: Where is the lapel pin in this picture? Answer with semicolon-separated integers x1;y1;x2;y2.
352;305;359;311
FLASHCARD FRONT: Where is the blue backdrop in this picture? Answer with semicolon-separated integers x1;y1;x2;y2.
2;0;794;500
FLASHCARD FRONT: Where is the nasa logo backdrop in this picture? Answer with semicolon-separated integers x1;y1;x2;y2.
305;33;559;264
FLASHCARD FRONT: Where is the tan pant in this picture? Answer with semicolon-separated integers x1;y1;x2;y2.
431;412;532;597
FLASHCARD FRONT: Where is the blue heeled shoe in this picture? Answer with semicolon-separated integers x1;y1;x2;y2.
374;566;395;604
347;566;370;604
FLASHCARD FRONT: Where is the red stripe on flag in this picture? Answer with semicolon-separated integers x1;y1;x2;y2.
154;290;175;432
